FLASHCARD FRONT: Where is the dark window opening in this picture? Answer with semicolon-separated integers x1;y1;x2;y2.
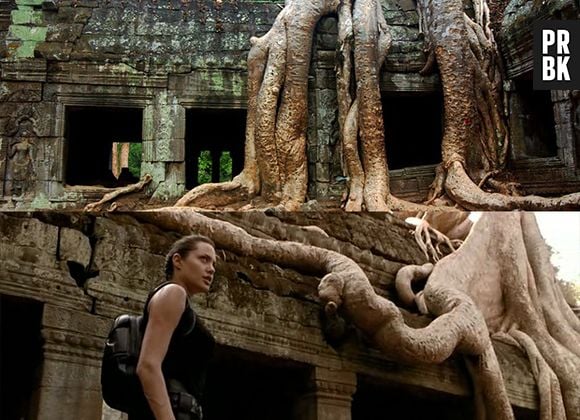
0;294;44;420
185;109;245;189
510;76;558;159
382;93;443;170
203;346;308;420
64;107;143;187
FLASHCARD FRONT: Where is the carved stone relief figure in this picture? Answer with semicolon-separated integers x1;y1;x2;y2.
6;118;38;197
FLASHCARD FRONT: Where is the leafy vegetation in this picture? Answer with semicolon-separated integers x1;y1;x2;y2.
197;150;232;185
128;143;142;178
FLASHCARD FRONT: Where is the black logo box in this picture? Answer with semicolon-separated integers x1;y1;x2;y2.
533;20;580;90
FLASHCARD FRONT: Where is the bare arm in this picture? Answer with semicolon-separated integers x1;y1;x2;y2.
137;284;187;420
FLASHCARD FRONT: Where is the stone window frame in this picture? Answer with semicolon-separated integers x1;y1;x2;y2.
179;97;247;189
508;89;577;170
52;93;153;200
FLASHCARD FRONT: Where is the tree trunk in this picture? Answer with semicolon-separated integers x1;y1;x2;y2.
83;0;580;211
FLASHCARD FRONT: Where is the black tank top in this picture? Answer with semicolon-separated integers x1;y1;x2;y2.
144;282;215;400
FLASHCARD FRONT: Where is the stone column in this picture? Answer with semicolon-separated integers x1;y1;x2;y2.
142;92;186;200
307;17;339;202
294;367;357;420
32;305;109;420
551;90;576;167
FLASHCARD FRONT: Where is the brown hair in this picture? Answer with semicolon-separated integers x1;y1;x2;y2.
164;235;215;280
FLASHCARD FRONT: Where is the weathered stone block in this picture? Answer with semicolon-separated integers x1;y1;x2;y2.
46;23;84;42
141;140;155;161
317;33;337;50
0;81;42;102
0;216;58;265
140;161;166;184
41;6;93;25
316;162;330;182
317;17;337;34
36;359;102;420
314;68;336;90
551;90;570;102
91;217;166;285
35;41;72;60
59;227;91;268
318;144;330;163
307;146;318;163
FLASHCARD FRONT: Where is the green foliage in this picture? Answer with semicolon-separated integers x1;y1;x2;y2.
128;143;142;178
197;150;212;185
220;151;233;182
197;150;233;184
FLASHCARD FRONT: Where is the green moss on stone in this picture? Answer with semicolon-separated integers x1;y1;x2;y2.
9;25;47;41
16;40;37;57
152;181;185;201
30;193;51;209
16;0;43;5
210;72;225;91
11;9;43;25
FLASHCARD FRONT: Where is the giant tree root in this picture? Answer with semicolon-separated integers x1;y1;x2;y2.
174;179;249;209
129;209;577;418
445;162;580;210
83;174;152;212
396;213;580;419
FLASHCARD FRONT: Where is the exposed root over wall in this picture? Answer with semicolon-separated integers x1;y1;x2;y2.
132;209;579;418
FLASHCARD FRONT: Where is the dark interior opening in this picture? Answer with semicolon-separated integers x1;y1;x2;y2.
0;294;44;420
382;93;443;170
65;106;143;187
511;77;558;159
185;109;246;189
203;346;308;420
352;375;475;420
352;375;538;420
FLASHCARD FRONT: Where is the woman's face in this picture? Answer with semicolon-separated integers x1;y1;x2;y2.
173;242;216;294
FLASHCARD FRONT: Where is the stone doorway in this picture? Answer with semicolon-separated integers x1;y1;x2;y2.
203;346;308;420
382;93;443;170
64;106;143;187
509;77;558;160
184;108;246;189
0;294;44;420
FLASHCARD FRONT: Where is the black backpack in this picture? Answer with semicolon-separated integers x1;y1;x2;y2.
101;312;146;412
101;282;182;412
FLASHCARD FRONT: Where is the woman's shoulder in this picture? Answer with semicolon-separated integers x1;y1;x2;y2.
151;282;187;299
148;283;187;313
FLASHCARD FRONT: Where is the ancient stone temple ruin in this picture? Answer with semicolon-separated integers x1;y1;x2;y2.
0;0;579;209
0;211;541;420
1;1;580;419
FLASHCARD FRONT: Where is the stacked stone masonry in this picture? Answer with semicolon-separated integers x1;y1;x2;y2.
0;211;540;419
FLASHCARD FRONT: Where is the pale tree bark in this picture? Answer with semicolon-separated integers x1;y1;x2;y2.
395;213;580;419
418;0;580;209
132;209;579;418
175;0;406;211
